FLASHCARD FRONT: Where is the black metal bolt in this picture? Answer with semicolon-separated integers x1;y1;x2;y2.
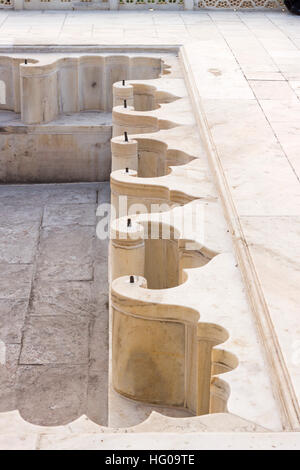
124;131;128;142
127;218;131;227
125;167;129;173
130;275;134;283
24;59;28;65
122;80;125;86
124;99;127;108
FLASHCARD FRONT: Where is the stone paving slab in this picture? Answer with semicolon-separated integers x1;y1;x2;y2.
36;432;300;451
0;264;33;299
87;319;108;425
239;216;300;407
43;203;97;227
29;280;96;317
0;433;38;450
270;121;300;179
16;365;88;426
0;205;42;225
0;184;98;205
0;344;20;413
201;98;300;217
36;225;95;281
0;299;27;343
87;370;108;426
249;80;298;100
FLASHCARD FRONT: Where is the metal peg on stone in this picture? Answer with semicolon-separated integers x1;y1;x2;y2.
130;275;134;283
124;131;128;142
127;218;131;228
124;99;127;108
122;80;125;86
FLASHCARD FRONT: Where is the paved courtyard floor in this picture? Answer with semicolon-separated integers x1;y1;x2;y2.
0;182;109;427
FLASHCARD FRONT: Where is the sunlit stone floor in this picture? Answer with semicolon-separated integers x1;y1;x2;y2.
0;9;298;49
0;8;299;449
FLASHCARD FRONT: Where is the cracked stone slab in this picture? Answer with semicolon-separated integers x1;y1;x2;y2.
94;291;109;314
94;258;108;295
94;236;109;262
0;184;98;205
0;205;42;225
19;316;90;365
43;204;97;227
29;281;96;317
97;182;111;204
0;299;28;343
36;226;95;281
0;223;40;264
0;264;33;300
16;365;88;426
0;344;20;412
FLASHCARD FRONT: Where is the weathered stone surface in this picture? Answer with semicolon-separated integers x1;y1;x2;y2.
0;223;40;264
87;373;108;426
16;365;88;426
97;182;111;204
94;237;109;263
0;344;20;412
0;184;97;205
0;182;109;432
0;299;28;343
89;318;108;374
0;205;42;225
43;204;97;227
19;316;90;365
87;318;109;425
0;434;37;450
0;264;33;300
36;226;94;281
94;259;109;295
29;281;95;317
